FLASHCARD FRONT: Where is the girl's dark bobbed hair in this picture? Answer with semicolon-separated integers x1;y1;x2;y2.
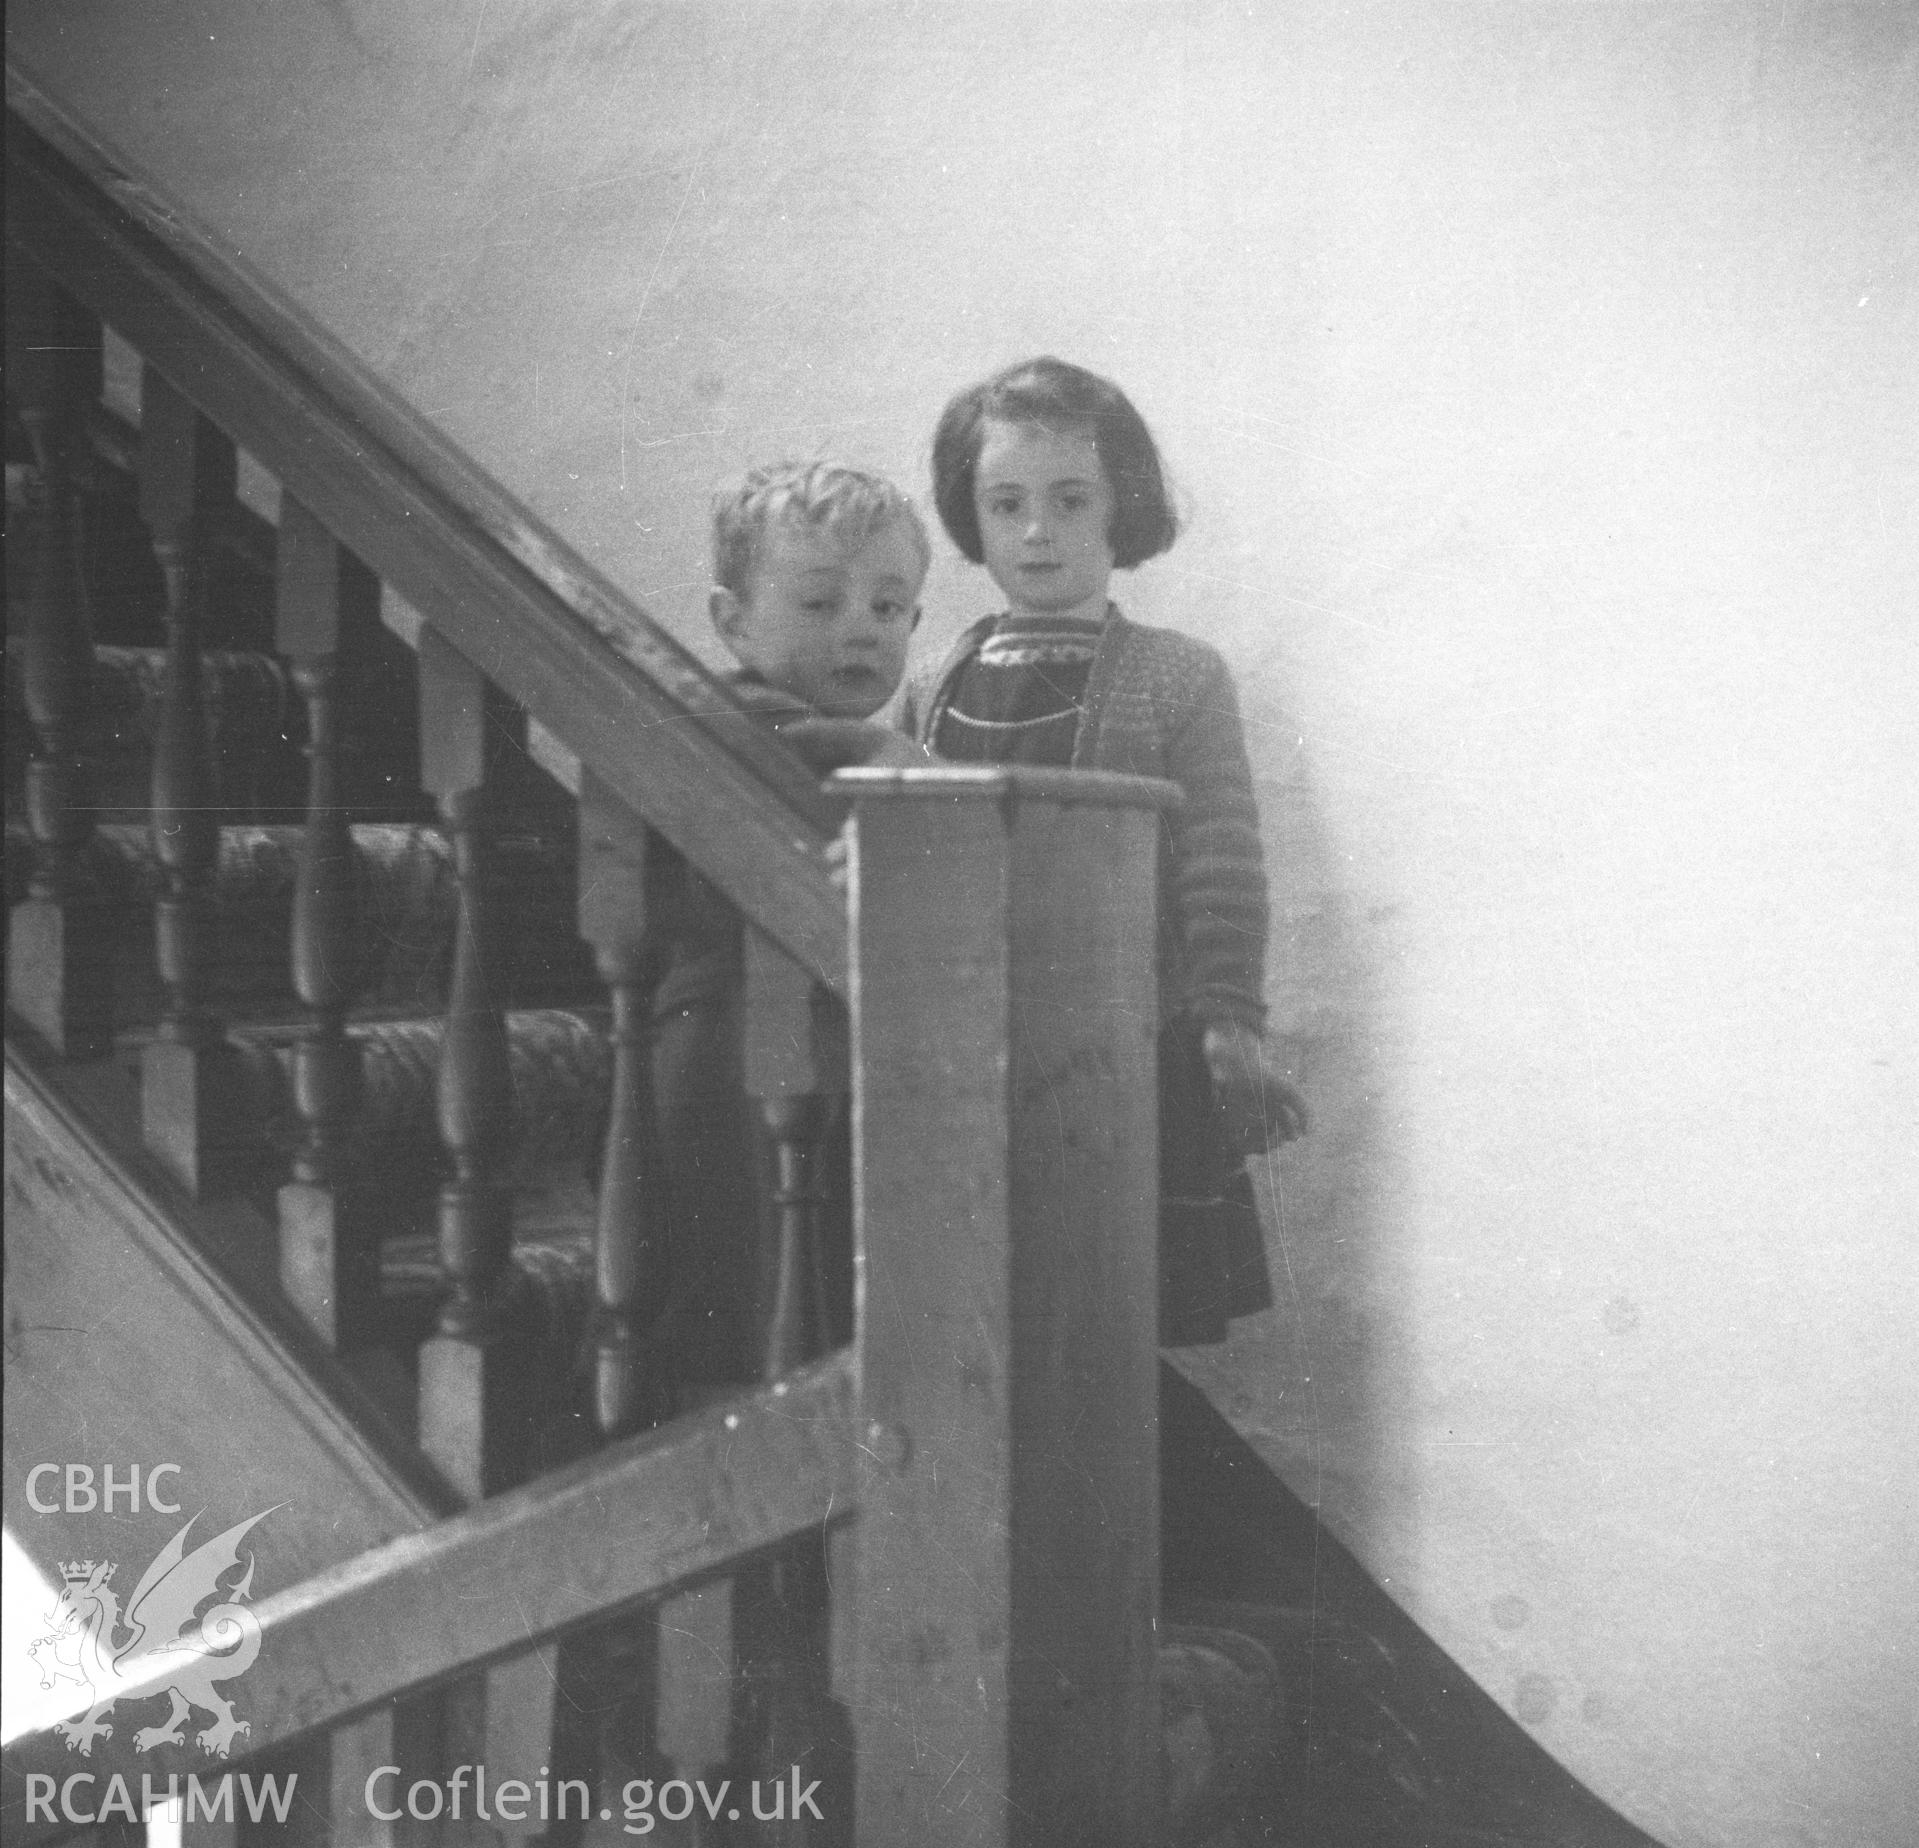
931;356;1179;570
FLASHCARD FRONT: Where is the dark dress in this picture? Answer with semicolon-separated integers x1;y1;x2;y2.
643;675;855;1394
931;609;1273;1346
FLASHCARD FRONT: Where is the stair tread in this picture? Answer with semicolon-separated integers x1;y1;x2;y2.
5;1032;451;1518
11;1029;601;1478
5;817;597;1016
231;1002;610;1189
5;636;299;823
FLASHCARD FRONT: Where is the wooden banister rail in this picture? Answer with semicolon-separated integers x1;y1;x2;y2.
4;75;847;994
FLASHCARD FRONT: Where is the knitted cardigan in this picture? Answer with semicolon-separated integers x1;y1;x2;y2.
902;609;1269;1030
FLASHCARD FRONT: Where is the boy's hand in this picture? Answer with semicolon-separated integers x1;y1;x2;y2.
860;730;936;768
1201;1021;1308;1156
817;733;933;894
778;717;932;774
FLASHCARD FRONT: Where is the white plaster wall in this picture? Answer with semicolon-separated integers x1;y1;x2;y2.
9;4;1915;1842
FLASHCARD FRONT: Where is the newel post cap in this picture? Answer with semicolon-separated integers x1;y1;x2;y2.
830;762;1180;811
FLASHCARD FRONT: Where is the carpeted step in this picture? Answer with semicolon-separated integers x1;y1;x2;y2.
5;819;595;1020
232;1006;611;1460
230;1004;611;1248
5;639;302;823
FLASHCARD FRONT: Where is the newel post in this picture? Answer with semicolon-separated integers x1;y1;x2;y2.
840;765;1169;1848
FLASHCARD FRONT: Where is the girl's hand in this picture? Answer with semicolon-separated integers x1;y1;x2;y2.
1201;1021;1308;1156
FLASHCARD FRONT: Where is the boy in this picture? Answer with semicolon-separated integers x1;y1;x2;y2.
709;460;927;726
650;461;928;1396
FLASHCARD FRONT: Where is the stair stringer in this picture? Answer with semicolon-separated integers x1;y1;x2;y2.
3;1041;451;1599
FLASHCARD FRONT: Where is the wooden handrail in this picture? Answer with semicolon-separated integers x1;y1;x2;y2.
4;73;848;995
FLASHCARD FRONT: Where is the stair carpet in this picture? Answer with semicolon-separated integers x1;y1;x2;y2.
2;815;587;1023
4;638;298;822
6;635;613;1366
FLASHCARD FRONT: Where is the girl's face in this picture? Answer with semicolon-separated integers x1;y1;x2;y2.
971;419;1115;619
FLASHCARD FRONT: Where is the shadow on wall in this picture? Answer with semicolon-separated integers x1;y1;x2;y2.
1151;725;1669;1846
1172;679;1407;1563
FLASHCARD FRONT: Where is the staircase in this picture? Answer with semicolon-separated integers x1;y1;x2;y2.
4;75;1656;1848
2;75;1170;1848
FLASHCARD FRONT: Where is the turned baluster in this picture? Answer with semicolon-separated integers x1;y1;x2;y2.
746;928;847;1377
415;627;524;1500
273;496;375;1347
413;636;575;1828
6;258;111;1055
556;779;691;1829
728;925;852;1841
138;366;241;1195
576;773;680;1441
761;1085;828;1372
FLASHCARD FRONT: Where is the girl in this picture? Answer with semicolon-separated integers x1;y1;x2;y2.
904;355;1306;1346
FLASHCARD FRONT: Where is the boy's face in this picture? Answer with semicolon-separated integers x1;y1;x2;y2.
712;518;922;718
972;418;1115;617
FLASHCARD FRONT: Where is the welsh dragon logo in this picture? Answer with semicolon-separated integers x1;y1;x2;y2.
26;1509;276;1758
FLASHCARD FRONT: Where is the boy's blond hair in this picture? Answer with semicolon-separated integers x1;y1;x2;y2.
712;460;930;598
